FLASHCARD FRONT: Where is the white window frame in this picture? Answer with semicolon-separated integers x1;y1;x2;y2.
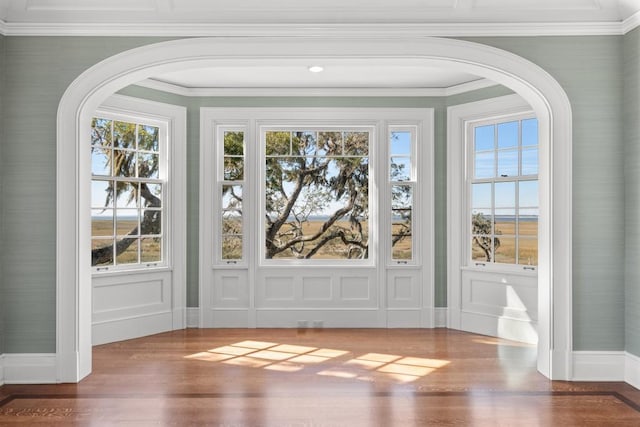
215;125;248;265
200;107;433;270
91;94;186;278
388;125;420;266
91;110;168;272
466;112;539;273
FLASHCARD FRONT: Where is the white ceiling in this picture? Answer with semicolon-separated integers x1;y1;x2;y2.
149;64;483;92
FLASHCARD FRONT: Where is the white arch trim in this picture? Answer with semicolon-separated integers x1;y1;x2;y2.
56;36;572;382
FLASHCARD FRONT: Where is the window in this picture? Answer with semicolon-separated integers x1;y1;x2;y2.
469;116;538;267
219;128;245;262
91;114;166;270
204;108;432;271
390;128;416;262
263;129;370;260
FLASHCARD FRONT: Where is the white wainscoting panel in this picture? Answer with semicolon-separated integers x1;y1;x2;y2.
387;270;421;309
2;354;57;384
460;270;538;344
256;268;376;310
212;270;249;308
92;270;173;345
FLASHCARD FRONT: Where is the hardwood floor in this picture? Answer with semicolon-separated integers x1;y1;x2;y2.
1;328;639;425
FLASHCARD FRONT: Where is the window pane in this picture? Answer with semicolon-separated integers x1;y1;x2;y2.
222;236;243;260
91;118;112;148
91;148;111;176
474;151;495;178
472;210;492;236
116;209;138;236
143;183;162;208
519;209;539;236
519;180;538;207
392;216;412;261
495;209;516;235
223;211;243;235
474;125;494;151
518;237;538;266
224;131;244;155
92;180;113;208
497;121;518;149
92;239;114;266
472;183;492;209
494;237;516;264
390;131;411;155
265;151;369;260
265;131;291;155
390;157;411;181
495;181;516;208
116;182;138;208
522;119;538;147
392;185;412;210
522;147;538;175
293;131;317;156
92;209;113;237
222;185;243;210
497;149;518;177
137;152;159;178
138;125;159;152
317;131;342;155
472;236;494;262
112;149;136;177
141;237;162;263
116;237;139;265
344;132;369;155
142;209;162;235
392;181;412;261
224;156;244;181
113;121;136;149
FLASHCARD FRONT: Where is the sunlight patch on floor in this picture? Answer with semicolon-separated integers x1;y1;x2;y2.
184;340;450;383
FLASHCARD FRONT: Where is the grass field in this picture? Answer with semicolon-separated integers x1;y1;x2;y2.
472;220;538;265
93;217;537;265
91;219;161;265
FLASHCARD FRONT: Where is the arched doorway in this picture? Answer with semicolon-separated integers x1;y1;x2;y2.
56;36;572;382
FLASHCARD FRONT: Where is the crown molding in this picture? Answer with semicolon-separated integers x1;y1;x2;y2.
133;77;498;98
0;19;7;36
0;21;636;37
622;10;640;34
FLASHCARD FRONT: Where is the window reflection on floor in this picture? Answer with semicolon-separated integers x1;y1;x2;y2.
185;340;450;383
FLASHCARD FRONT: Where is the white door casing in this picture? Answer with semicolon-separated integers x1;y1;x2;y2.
56;36;572;382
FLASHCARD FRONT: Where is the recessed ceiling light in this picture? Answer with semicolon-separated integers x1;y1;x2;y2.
308;65;324;73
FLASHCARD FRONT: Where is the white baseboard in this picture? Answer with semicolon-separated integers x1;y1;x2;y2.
0;354;4;386
626;352;640;390
434;308;448;327
2;353;57;384
187;307;200;328
572;351;626;381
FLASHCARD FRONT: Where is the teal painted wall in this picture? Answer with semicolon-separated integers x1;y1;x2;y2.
0;35;629;353
624;28;640;358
